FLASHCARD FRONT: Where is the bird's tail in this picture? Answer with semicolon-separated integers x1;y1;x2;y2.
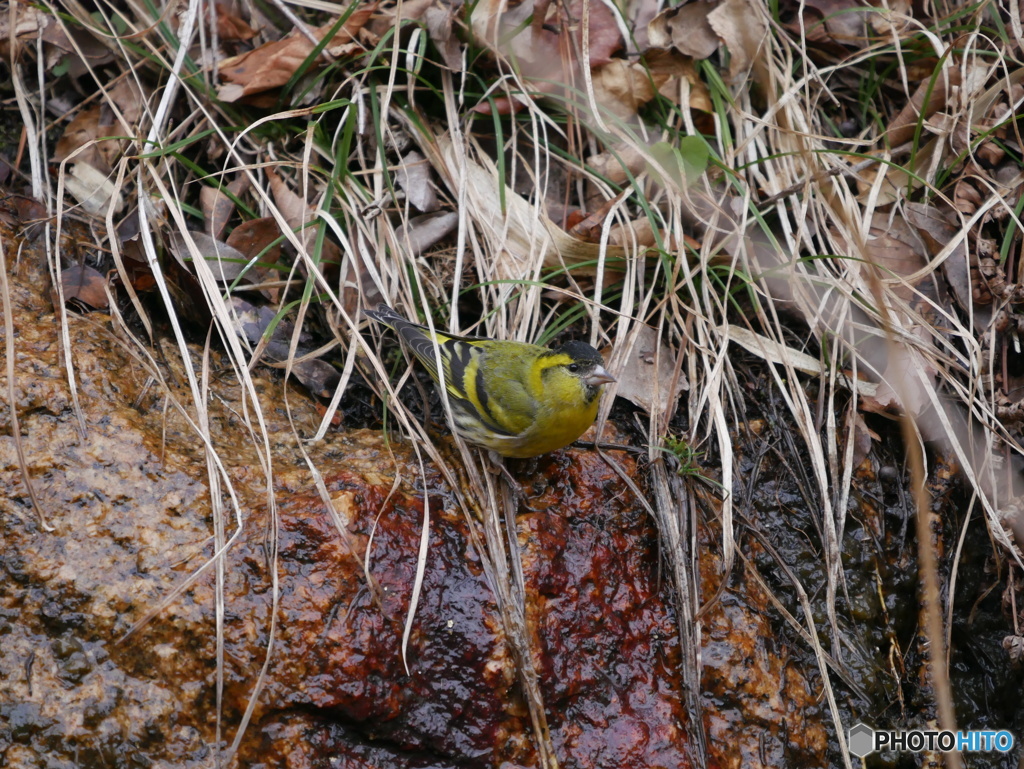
363;304;405;329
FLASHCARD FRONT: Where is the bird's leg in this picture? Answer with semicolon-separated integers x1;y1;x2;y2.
487;454;547;513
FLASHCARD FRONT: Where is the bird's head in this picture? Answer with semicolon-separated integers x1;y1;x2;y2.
542;340;616;404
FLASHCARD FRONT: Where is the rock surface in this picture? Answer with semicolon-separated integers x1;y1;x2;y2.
0;229;828;767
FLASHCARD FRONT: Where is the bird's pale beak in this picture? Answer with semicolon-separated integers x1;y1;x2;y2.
584;365;616;386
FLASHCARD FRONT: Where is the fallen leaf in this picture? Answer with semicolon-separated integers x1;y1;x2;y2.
395;211;459;255
218;8;375;100
468;0;622;112
844;407;878;468
588;143;647;185
0;4;51;59
804;0;870;43
54;105;109;173
569;191;627;242
62;162;124;215
231;296;340;396
112;235;158;293
884;67;961;147
396;150;438;212
614;324;688;418
644;48;714;114
424;4;461;70
54;264;108;311
591;59;661;118
648;3;718;60
902;201;969;303
216;3;257;42
368;0;433;36
227;218;284;264
201;174;250;239
107;78;150;128
707;0;768;81
168;231;253;284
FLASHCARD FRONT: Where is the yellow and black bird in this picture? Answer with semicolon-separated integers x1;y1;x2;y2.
365;304;616;458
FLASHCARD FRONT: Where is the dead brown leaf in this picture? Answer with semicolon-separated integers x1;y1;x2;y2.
864;211;929;301
201;174;250;239
216;3;258;42
614;324;688;418
845;407;878;468
707;0;768;81
367;0;433;37
591;59;661;118
0;4;52;59
54;264;109;311
227;218;284;264
469;0;622;114
424;4;461;70
804;0;869;43
54;105;109;172
107;77;150;127
885;67;961;147
569;190;628;242
218;8;375;101
644;48;713;114
396;151;438;212
647;3;719;60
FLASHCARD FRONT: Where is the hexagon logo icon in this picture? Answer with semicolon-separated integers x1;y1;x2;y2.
849;723;875;758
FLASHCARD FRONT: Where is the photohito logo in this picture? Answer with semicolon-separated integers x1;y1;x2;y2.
848;723;1014;757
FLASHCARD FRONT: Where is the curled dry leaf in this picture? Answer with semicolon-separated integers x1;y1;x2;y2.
647;3;719;60
54;264;109;311
856;139;940;206
644;49;714;114
608;216;682;251
0;4;52;59
468;0;622;114
201;174;251;239
803;0;870;43
218;7;375;101
884;67;961;147
367;0;433;36
54;105;113;173
63;162;124;215
844;407;879;469
903;202;971;310
589;143;647;185
106;78;149;128
395;211;459;256
396;151;438;212
227;218;284;265
113;235;157;293
216;3;257;42
591;59;661;118
862;211;929;301
168;231;253;284
225;218;286;300
613;324;688;418
424;4;461;70
707;0;768;81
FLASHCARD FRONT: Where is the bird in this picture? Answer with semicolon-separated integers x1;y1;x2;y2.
364;304;616;458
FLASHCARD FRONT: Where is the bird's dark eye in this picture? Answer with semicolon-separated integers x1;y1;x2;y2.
568;363;580;373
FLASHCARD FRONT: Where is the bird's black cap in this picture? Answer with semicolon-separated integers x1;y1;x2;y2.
554;340;605;365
